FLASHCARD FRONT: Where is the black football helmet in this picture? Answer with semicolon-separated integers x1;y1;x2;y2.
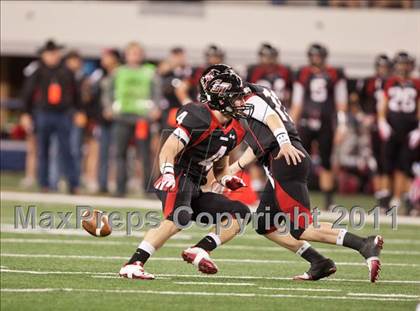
199;67;253;119
307;43;328;59
198;64;234;103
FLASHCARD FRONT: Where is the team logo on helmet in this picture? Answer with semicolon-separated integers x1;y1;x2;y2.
209;79;232;94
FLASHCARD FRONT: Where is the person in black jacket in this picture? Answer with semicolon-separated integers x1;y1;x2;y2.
21;39;80;193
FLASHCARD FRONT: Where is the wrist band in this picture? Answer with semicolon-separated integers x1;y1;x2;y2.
273;128;291;146
160;162;174;175
238;160;245;170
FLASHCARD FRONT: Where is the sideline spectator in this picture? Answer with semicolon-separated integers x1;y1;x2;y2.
96;48;121;193
112;42;158;196
20;39;80;193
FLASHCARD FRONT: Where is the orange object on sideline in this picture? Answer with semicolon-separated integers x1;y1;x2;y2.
48;82;62;105
135;119;149;140
167;107;179;128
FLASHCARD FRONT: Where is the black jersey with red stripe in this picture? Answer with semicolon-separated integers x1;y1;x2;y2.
296;65;345;121
358;76;387;115
383;76;420;134
246;64;293;104
243;83;300;165
173;103;245;185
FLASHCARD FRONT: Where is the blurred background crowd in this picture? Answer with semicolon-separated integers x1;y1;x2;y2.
0;0;418;216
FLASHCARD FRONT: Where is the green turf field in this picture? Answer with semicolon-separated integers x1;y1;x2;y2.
1;197;419;311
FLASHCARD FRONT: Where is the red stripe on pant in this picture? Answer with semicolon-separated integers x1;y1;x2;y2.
274;180;313;229
163;174;181;218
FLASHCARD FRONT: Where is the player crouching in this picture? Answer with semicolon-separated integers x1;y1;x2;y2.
119;67;252;279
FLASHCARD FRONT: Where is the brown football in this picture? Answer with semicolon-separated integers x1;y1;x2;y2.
82;209;112;237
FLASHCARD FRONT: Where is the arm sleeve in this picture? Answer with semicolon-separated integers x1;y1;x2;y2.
247;95;278;124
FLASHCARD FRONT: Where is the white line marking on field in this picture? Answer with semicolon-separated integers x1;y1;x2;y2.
2;238;420;256
158;273;420;285
91;275;118;279
0;288;416;302
347;293;420;298
0;268;115;275
3;226;420;245
174;281;255;286
0;225;192;240
1;253;418;268
260;287;342;292
2;268;420;285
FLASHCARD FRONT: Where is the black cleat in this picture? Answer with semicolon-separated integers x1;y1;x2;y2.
359;235;384;259
293;258;337;281
359;235;384;283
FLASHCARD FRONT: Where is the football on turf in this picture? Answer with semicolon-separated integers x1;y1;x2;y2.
82;209;112;237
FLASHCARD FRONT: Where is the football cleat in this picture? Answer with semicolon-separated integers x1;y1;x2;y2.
119;261;155;280
359;235;384;283
293;258;337;281
182;247;218;274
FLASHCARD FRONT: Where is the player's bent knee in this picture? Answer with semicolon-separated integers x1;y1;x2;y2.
231;201;251;224
172;207;193;227
291;227;305;240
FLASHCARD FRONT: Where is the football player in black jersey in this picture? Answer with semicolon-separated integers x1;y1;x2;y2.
199;65;384;282
377;52;420;213
357;54;392;208
119;69;254;280
246;43;293;108
290;43;348;209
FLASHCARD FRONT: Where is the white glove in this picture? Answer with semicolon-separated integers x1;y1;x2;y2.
154;163;176;191
378;120;392;141
409;128;420;149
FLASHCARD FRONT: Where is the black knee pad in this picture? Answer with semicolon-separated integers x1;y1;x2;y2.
172;206;193;227
231;201;251;224
255;226;268;235
290;225;305;239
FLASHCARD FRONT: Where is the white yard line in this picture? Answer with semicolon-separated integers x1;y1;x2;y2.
0;228;420;247
2;190;420;225
0;287;416;302
174;281;255;286
2;238;419;256
1;252;418;267
0;225;192;240
260;287;342;292
347;293;420;298
1;268;419;285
